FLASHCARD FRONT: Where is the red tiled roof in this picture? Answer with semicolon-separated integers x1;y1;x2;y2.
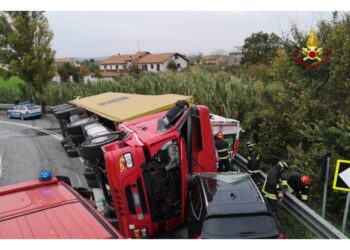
136;53;188;64
100;51;149;65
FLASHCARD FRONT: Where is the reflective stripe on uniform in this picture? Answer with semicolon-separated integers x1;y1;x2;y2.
281;180;287;185
219;156;229;160
301;195;308;201
247;156;251;160
256;154;260;160
262;178;278;200
287;184;294;193
247;169;260;174
217;149;228;153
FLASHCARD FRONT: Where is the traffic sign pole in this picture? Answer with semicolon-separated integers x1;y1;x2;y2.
322;156;330;218
342;193;350;233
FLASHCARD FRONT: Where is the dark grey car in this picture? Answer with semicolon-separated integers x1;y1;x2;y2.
187;173;285;239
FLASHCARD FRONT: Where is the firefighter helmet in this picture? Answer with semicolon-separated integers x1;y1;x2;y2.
277;160;289;170
301;175;312;185
217;132;224;139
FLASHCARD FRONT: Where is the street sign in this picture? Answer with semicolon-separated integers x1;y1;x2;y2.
333;160;350;192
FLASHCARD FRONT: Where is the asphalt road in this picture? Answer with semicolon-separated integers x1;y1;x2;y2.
0;111;87;188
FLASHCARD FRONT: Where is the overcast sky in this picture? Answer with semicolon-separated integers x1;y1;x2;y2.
45;11;334;58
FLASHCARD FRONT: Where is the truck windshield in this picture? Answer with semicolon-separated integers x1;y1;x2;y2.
202;215;279;239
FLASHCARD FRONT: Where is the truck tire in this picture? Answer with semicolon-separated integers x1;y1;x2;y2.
60;138;70;146
70;107;84;116
66;117;96;136
69;115;81;123
66;147;79;157
54;107;79;120
80;134;119;161
83;168;99;188
63;142;74;150
70;134;85;145
52;103;72;112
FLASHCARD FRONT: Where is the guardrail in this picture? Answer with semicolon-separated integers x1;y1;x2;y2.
233;154;348;239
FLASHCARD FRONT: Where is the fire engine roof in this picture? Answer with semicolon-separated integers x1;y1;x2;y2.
70;92;194;122
0;179;122;239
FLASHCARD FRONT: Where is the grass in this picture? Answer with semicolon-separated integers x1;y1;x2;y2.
0;76;25;103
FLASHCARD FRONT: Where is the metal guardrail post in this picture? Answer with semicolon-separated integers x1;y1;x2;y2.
233;154;348;239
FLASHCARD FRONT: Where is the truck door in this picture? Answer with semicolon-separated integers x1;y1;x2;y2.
191;106;217;173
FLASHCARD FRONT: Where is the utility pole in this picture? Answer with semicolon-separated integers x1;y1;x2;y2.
322;155;331;218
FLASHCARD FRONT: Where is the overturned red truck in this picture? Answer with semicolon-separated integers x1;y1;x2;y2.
0;93;283;239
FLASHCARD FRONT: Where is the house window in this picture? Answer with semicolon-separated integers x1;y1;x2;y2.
157;64;160;71
177;63;180;68
142;65;147;71
175;54;179;59
151;64;154;69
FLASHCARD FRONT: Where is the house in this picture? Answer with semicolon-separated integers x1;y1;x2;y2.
99;51;150;73
228;46;243;66
55;58;81;68
99;51;188;74
201;55;226;66
135;52;188;72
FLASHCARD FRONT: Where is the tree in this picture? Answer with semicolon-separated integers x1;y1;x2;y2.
241;31;283;65
57;62;79;82
128;63;141;75
0;11;56;94
166;59;178;71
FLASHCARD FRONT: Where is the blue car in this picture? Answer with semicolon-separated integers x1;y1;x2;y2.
7;102;43;120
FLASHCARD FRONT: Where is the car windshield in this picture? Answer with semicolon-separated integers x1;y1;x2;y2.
202;215;279;239
27;105;39;110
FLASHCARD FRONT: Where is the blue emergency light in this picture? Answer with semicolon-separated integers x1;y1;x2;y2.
39;170;52;181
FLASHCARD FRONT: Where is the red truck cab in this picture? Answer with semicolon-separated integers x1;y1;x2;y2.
103;102;217;238
0;177;123;239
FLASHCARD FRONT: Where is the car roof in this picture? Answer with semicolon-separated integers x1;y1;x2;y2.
0;178;122;239
196;173;269;217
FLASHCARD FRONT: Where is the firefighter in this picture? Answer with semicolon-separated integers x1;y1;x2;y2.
246;141;260;183
284;172;311;202
215;132;231;172
262;160;289;213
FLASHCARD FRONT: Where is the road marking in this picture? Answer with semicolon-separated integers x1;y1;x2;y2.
0;120;85;168
0;120;63;140
75;173;82;186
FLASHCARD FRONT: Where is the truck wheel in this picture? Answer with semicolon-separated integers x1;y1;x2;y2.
60;138;70;146
63;142;74;150
70;107;84;116
69;115;81;123
54;107;79;120
66;117;95;136
80;134;119;161
66;147;79;157
83;168;99;188
70;134;85;145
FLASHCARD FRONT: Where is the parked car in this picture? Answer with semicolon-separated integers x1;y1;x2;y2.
7;102;42;120
187;173;285;239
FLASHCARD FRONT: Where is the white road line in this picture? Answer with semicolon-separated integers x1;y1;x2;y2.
74;173;82;186
0;120;85;168
0;120;62;140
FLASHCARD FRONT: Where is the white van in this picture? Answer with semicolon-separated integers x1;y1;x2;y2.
210;114;242;158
